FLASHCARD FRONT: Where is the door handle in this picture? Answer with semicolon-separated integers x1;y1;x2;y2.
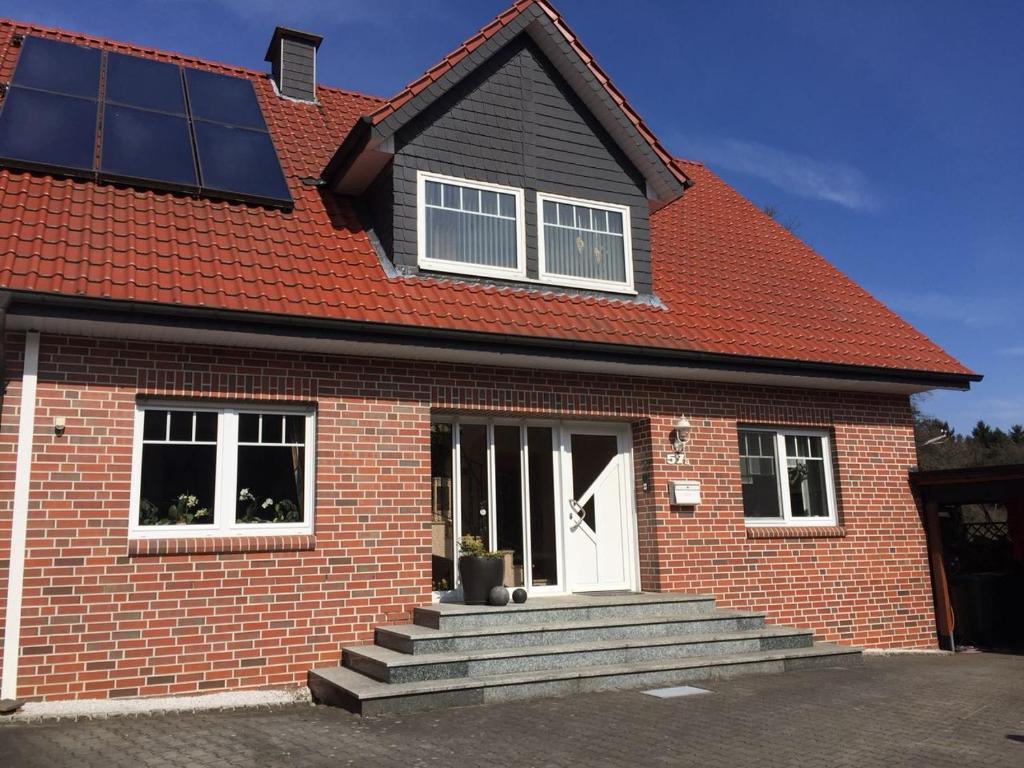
568;497;586;522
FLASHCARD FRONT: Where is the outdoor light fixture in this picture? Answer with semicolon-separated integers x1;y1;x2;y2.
670;416;692;455
54;416;66;436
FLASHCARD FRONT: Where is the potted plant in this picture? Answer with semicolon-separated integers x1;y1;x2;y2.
457;535;504;605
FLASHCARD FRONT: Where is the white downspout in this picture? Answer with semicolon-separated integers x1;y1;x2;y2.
2;330;40;700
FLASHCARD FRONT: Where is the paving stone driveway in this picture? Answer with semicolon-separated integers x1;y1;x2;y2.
2;654;1022;767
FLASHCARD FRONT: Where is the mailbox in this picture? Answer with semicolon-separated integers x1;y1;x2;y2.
670;480;701;506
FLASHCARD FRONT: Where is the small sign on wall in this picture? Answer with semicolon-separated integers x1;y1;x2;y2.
670;480;701;506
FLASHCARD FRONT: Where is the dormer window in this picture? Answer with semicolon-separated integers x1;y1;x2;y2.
417;171;526;280
538;192;633;293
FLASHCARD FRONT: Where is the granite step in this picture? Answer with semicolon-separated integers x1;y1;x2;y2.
310;643;862;716
376;609;766;655
345;626;813;683
413;592;717;631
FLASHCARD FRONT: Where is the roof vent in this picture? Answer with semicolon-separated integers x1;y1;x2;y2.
265;26;322;103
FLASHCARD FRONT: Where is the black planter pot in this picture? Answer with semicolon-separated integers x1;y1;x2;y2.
459;556;504;605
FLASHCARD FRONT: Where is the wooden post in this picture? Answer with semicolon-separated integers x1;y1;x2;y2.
923;501;955;650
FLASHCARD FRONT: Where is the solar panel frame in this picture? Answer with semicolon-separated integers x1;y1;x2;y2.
105;52;187;115
0;86;99;175
192;119;291;206
184;68;267;130
100;103;199;190
11;36;102;99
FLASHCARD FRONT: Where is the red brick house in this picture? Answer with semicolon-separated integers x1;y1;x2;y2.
0;0;977;706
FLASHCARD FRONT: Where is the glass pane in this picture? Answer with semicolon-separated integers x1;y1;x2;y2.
527;427;557;587
480;189;498;215
139;444;216;525
261;414;283;444
459;424;489;545
143;410;168;441
607;210;623;234
462;187;480;212
425;207;517;269
431;423;455;591
192;120;290;204
284;415;305;444
543;224;626;283
236;445;305;523
105;52;185;114
442;182;459;209
184;67;266;130
195;411;218;442
13;36;101;98
498;193;515;218
787;458;829;517
425;180;442;206
542;199;557;224
494;425;524;587
570;433;617;533
169;410;193;442
100;104;197;187
239;413;259;443
738;430;782;518
557;202;574;226
0;87;98;172
592;209;608;232
576;206;592;230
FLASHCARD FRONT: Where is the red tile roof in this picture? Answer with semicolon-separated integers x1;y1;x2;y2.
0;16;974;380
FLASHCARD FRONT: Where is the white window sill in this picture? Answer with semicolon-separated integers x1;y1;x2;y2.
128;533;316;556
416;267;638;297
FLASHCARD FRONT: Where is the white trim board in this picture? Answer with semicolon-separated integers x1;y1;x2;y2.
2;330;40;699
6;314;941;395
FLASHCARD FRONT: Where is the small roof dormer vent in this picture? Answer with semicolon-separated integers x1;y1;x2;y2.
265;26;322;103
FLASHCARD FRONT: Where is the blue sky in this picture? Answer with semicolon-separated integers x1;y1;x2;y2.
10;0;1023;432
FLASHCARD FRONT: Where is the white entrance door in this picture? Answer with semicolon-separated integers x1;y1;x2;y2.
560;424;635;592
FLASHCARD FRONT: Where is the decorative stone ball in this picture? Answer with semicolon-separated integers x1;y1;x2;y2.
488;586;510;606
512;588;528;604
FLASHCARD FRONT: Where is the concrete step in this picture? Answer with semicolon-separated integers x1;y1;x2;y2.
413;592;717;631
345;626;813;683
376;609;766;655
310;643;862;716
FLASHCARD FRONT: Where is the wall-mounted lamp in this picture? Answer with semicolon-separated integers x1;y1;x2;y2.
54;416;66;437
670;416;692;455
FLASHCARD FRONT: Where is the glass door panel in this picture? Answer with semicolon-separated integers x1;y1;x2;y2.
494;425;525;588
430;423;454;591
459;424;489;544
527;426;558;587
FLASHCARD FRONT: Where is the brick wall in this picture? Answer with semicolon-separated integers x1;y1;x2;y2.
0;332;936;700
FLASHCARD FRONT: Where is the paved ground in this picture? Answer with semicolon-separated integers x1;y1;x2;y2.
1;654;1022;767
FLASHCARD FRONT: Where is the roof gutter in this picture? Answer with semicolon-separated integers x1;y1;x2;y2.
3;290;981;391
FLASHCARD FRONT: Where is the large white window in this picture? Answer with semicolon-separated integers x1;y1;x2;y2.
537;192;634;293
417;171;526;280
130;403;315;538
738;428;837;526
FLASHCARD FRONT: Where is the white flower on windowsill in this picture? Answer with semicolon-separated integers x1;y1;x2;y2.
261;498;274;509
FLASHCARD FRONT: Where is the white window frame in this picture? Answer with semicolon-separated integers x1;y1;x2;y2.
129;401;316;539
739;426;838;527
536;191;635;294
416;170;527;281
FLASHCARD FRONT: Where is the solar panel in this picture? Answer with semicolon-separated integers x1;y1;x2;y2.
184;68;266;130
105;53;186;114
192;120;290;204
0;87;97;172
0;36;291;208
100;104;197;187
12;36;101;98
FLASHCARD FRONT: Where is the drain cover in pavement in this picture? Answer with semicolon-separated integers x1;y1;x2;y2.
641;685;710;699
